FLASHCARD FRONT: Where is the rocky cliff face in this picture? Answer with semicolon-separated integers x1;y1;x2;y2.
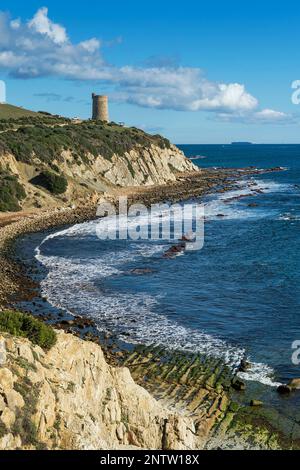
0;331;197;450
0;118;198;211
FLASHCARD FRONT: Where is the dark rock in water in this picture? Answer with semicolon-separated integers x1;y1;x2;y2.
60;320;75;326
130;268;154;275
287;378;300;390
250;400;263;407
216;214;226;218
163;244;185;258
238;359;252;372
248;203;259;208
277;385;292;395
232;379;246;391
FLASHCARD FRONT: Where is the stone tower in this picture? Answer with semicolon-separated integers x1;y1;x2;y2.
92;93;109;122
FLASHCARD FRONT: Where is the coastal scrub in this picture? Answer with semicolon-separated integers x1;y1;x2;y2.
0;311;57;350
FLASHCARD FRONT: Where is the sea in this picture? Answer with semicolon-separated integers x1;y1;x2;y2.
17;144;300;414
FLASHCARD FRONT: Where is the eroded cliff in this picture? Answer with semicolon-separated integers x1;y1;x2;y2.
0;331;198;450
0;117;198;211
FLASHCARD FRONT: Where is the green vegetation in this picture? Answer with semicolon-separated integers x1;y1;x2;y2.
31;170;68;195
0;117;171;165
0;171;26;212
0;310;57;350
0;103;39;120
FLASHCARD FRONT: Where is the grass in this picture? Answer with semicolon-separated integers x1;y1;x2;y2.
0;310;57;350
0;103;39;120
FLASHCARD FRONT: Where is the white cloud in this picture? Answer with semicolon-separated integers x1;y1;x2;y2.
217;107;294;124
79;38;101;53
28;7;67;45
0;7;293;124
254;108;291;122
10;18;20;30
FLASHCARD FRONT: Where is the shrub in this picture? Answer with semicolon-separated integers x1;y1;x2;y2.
0;171;26;212
31;170;68;195
0;119;171;165
0;310;57;350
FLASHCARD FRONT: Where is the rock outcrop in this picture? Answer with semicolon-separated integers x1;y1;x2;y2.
0;331;197;450
0;118;198;211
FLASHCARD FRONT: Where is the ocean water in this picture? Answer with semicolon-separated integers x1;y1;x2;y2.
24;145;300;391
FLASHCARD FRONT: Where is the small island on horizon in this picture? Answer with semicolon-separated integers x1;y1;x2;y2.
231;141;253;145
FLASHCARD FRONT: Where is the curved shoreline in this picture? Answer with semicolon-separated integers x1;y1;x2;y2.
0;168;242;309
0;166;299;449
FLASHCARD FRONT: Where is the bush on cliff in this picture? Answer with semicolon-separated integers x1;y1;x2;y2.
0;311;57;350
30;170;68;195
0;172;26;212
0;119;171;164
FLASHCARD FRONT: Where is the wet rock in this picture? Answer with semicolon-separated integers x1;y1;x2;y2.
248;203;258;208
231;379;246;391
250;400;263;407
130;268;154;275
238;359;251;373
277;385;291;395
287;378;300;390
60;320;75;326
163;244;185;258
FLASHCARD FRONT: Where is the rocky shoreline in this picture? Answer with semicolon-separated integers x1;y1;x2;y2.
0;167;243;309
0;166;297;450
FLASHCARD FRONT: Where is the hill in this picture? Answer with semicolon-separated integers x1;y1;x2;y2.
0;103;40;119
0;116;197;212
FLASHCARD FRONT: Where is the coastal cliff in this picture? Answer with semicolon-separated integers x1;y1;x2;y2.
0;116;198;212
0;330;197;450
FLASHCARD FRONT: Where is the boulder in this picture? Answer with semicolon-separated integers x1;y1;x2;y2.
250;400;263;407
5;390;25;410
231;379;246;391
0;368;14;390
238;360;251;373
277;385;291;395
1;407;16;427
287;378;300;390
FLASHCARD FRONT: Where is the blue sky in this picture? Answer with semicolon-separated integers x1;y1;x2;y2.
0;0;300;143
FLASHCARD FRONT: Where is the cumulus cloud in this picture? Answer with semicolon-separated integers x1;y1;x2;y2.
28;7;67;45
0;7;293;123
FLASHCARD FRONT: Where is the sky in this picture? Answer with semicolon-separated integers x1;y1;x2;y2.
0;0;300;143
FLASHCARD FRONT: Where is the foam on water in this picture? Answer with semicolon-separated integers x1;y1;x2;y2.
34;177;290;387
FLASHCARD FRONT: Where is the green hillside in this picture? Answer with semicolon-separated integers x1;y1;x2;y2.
0;103;40;119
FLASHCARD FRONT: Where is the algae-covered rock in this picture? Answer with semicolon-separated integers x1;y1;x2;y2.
250;400;263;407
231;379;246;391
